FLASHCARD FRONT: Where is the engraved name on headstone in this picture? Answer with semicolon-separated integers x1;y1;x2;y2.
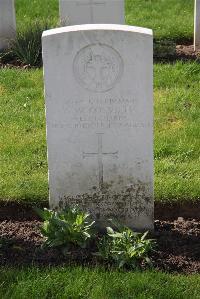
0;0;16;50
59;0;125;25
42;24;154;230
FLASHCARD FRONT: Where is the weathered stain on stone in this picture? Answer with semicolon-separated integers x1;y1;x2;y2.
55;180;153;230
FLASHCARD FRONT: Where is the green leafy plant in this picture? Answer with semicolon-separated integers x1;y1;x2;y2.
36;206;95;250
0;21;51;67
96;221;155;269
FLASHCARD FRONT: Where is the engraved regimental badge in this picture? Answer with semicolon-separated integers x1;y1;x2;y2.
73;43;123;92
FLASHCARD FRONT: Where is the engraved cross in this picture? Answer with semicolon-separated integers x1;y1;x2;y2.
76;0;106;23
86;55;108;86
83;133;118;190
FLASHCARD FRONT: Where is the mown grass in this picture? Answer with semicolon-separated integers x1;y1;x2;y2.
15;0;59;29
0;266;200;299
0;69;47;202
154;62;200;201
0;62;199;203
15;0;194;42
126;0;194;42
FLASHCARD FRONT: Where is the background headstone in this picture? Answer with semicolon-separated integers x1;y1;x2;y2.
194;0;200;50
42;24;153;231
0;0;16;50
59;0;125;25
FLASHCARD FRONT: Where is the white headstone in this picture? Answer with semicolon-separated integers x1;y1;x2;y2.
42;24;154;231
59;0;124;25
0;0;16;50
194;0;200;50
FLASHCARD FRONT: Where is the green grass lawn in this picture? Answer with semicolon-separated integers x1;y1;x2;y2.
126;0;194;42
15;0;194;42
15;0;59;29
0;266;200;299
154;62;200;201
0;62;199;203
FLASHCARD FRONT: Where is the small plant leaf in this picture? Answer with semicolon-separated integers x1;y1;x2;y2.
106;227;114;235
141;231;149;241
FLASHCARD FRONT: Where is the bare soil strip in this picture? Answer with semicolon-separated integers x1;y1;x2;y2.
0;218;199;274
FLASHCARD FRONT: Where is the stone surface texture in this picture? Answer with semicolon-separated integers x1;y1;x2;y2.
0;0;16;50
59;0;124;25
194;0;200;50
42;24;153;230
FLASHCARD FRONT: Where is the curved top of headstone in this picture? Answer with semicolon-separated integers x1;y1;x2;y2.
42;24;152;38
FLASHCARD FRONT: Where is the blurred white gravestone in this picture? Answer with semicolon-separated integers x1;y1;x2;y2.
59;0;124;25
194;0;200;50
42;24;154;230
0;0;16;50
